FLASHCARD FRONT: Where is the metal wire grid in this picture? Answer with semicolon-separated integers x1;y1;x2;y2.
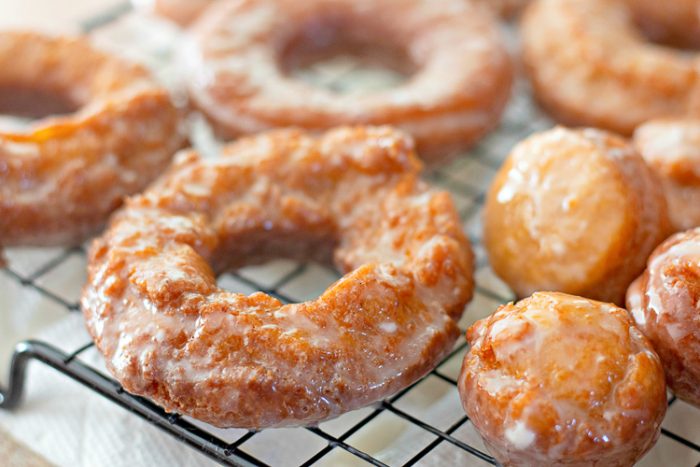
1;2;700;467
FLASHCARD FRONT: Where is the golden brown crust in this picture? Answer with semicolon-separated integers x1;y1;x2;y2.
634;119;700;232
81;126;474;428
0;32;185;248
184;0;513;165
626;228;700;407
484;127;670;305
521;0;700;136
459;292;667;467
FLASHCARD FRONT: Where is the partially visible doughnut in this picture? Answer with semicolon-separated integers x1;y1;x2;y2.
635;119;700;232
81;126;475;428
484;127;670;305
459;292;667;467
0;32;184;248
522;0;700;135
627;228;700;407
184;0;513;165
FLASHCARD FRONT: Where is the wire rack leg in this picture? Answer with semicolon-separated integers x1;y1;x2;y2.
0;340;63;409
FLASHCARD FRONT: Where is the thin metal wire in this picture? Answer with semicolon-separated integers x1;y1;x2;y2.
1;3;700;467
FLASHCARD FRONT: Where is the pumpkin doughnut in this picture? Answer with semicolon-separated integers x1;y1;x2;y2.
521;0;700;136
635;119;700;232
627;228;700;407
484;127;670;305
81;126;475;428
0;32;184;248
459;292;667;467
183;0;513;165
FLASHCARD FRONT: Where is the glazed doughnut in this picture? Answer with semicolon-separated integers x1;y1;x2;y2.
625;0;700;48
459;292;667;467
635;119;700;232
184;0;513;165
484;127;670;305
627;228;700;407
149;0;213;26
0;32;184;248
81;126;475;428
522;0;700;135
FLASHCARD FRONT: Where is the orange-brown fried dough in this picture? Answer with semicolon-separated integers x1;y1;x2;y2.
635;119;700;232
627;228;700;407
81;126;474;428
484;127;669;305
460;292;667;467
0;32;184;248
522;0;700;135
184;0;513;165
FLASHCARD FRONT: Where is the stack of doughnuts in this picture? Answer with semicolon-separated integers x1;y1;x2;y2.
4;0;700;463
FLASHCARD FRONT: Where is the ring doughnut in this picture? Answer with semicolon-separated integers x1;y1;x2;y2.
522;0;700;135
150;0;213;26
81;126;475;428
484;127;670;305
627;228;700;407
0;32;184;248
459;292;667;467
184;0;513;165
634;119;700;232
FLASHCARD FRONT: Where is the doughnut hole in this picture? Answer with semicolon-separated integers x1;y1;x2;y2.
459;292;667;467
484;127;670;305
278;15;417;95
634;119;700;232
626;228;700;407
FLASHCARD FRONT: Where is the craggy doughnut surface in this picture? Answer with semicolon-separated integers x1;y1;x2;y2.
635;119;700;232
81;126;474;428
459;292;667;467
522;0;700;135
184;0;513;165
627;228;700;407
484;127;670;305
0;32;184;247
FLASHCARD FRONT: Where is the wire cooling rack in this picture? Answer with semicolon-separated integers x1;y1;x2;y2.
2;2;700;466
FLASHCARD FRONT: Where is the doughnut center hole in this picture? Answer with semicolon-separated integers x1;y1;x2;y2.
0;85;79;130
212;227;341;304
218;260;341;305
280;19;416;95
